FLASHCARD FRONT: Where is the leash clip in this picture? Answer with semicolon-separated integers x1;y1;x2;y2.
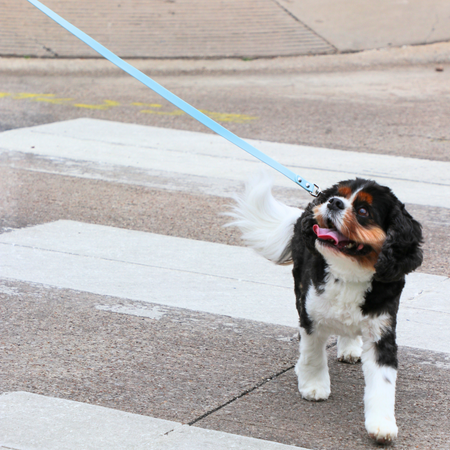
297;177;321;197
309;184;321;197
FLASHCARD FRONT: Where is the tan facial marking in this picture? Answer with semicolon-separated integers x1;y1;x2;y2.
338;186;352;198
356;191;373;205
312;187;386;271
342;208;386;252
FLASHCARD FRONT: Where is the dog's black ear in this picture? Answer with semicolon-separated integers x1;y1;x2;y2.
298;194;327;254
374;202;423;282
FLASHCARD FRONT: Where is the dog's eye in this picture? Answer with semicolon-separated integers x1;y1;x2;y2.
358;207;369;217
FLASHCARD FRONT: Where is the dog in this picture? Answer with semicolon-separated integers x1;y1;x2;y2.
228;172;423;443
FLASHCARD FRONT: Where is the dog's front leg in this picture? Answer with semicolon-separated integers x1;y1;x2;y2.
295;327;330;401
361;337;398;443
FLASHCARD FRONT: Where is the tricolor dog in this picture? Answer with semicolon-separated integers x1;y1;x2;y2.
228;173;423;443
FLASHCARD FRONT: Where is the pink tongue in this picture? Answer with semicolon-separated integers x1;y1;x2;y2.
313;225;349;245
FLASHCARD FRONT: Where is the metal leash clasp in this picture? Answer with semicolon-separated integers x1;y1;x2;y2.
310;184;321;197
297;176;321;197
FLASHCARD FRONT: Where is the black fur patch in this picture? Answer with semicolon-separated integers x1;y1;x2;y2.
375;328;398;369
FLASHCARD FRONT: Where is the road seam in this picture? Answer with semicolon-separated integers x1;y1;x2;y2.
187;364;296;426
188;341;337;426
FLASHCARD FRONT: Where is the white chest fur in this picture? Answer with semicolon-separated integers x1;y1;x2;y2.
306;273;372;337
305;271;391;342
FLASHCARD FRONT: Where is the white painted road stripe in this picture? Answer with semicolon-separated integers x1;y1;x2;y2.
1;220;448;354
0;220;297;327
0;392;306;450
1;118;449;208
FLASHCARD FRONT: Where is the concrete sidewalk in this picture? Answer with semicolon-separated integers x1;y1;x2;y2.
1;222;449;449
1;0;449;58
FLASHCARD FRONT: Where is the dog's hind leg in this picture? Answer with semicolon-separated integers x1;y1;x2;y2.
295;327;331;401
337;336;362;364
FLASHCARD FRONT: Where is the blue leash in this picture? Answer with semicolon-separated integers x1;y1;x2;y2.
26;0;320;197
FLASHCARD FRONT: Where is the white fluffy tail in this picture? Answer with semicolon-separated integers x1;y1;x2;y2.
226;171;302;265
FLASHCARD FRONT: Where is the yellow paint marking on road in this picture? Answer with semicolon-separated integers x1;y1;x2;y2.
138;104;257;123
1;92;259;124
132;102;162;108
13;93;54;99
140;109;185;116
10;93;73;104
73;100;120;110
34;97;74;104
198;109;258;124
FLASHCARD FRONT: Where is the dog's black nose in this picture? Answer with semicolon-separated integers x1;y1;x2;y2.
327;197;345;211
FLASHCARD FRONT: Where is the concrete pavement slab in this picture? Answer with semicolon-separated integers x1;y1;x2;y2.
1;118;450;208
1;278;449;449
3;0;449;59
0;392;178;449
1;161;448;279
151;423;308;450
402;272;450;313
1;220;449;353
1;0;333;58
0;220;297;327
277;0;450;52
196;345;450;449
0;278;298;424
0;219;294;287
0;392;306;450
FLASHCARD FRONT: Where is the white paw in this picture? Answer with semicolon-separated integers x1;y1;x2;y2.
337;351;361;364
365;418;398;444
337;336;362;364
299;384;330;401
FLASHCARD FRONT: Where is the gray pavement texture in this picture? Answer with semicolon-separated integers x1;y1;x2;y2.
2;0;450;58
1;50;450;162
2;278;449;449
1;0;334;58
1;1;450;448
0;279;297;425
0;164;449;278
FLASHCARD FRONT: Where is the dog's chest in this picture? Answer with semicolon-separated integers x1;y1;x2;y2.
306;274;371;334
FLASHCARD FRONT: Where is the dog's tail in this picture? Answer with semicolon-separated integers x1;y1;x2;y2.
226;171;302;265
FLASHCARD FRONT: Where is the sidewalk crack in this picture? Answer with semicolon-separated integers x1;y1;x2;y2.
187;364;294;426
189;340;337;426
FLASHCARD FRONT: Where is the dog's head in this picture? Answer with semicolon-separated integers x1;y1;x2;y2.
300;178;423;282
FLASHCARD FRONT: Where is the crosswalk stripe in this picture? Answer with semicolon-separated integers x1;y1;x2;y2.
1;118;449;208
1;220;448;354
0;392;306;450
